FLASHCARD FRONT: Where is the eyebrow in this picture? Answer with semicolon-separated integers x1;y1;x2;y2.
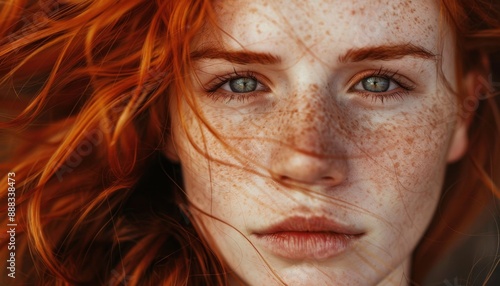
190;47;282;65
190;43;437;65
338;43;438;63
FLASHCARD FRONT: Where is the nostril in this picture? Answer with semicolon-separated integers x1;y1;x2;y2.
271;173;305;186
272;174;339;186
273;174;291;183
319;176;340;185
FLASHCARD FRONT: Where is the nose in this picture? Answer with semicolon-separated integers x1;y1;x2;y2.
269;86;348;188
270;147;347;187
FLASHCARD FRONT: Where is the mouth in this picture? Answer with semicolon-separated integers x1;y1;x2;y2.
252;216;364;260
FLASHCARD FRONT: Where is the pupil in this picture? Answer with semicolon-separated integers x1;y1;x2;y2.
362;76;389;92
230;77;257;93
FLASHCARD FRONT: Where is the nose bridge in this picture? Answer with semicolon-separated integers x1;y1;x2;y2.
278;80;339;155
269;79;348;187
268;61;349;187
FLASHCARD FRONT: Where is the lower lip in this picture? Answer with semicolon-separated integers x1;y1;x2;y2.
254;231;359;260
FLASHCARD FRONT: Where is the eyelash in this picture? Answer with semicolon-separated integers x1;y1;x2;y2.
204;68;415;104
350;68;416;103
204;70;265;103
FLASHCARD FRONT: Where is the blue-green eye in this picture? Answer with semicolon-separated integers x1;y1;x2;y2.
353;75;399;93
218;75;266;94
350;71;417;104
362;76;390;92
204;71;269;103
227;77;258;93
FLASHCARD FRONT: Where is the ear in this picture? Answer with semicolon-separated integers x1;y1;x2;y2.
446;62;488;163
446;120;468;163
164;135;180;162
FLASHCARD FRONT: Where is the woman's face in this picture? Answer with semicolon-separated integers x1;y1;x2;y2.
168;0;467;285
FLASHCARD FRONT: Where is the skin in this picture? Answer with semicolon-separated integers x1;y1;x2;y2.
166;0;469;285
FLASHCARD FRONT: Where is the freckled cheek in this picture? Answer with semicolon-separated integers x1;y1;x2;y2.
333;135;448;264
339;102;453;168
182;109;282;167
172;108;257;209
345;110;453;230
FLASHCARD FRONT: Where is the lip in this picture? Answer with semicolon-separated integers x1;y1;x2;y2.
252;216;363;260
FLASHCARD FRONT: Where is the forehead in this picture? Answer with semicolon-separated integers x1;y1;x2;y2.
210;0;442;56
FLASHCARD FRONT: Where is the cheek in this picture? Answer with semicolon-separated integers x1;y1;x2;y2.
171;100;259;216
340;98;457;242
348;106;453;187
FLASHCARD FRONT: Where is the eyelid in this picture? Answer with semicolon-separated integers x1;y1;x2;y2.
347;68;416;92
204;70;271;93
346;68;417;105
201;70;272;104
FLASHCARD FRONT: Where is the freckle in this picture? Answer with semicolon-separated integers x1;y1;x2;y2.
351;10;356;15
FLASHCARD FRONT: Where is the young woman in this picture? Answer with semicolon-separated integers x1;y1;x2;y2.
1;0;499;285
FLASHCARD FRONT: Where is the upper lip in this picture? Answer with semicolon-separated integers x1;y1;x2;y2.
253;216;364;236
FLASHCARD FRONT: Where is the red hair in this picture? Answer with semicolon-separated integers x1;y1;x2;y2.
0;0;499;285
1;0;228;285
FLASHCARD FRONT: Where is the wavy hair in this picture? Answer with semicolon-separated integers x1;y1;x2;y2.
0;0;499;285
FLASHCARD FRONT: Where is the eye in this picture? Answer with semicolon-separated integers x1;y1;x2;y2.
353;76;398;93
222;77;260;93
348;69;416;104
203;71;269;104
